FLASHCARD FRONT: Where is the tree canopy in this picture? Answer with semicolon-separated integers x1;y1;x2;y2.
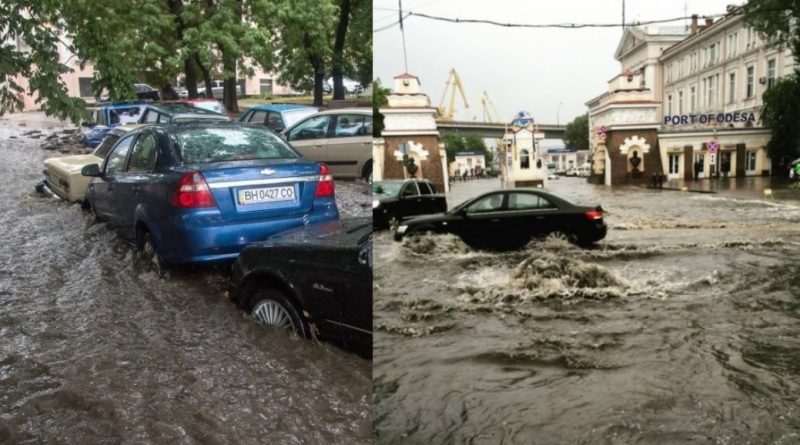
563;113;589;151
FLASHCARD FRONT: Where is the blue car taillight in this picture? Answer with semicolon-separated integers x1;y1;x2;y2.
172;171;217;208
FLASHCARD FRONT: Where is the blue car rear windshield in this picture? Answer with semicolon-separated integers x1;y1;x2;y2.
174;127;299;163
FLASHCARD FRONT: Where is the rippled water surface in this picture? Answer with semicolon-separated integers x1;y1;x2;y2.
0;115;371;444
374;177;800;444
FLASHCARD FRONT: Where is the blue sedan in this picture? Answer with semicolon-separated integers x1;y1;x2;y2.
82;122;339;271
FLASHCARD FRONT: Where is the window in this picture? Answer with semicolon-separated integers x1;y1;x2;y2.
520;149;530;169
746;26;755;48
143;110;159;124
93;134;121;159
333;114;372;138
746;151;757;171
104;135;135;175
690;86;696;112
746;66;755;98
668;154;680;175
705;76;716;107
767;59;776;89
727;33;738;58
667;94;673;115
678;91;683;114
401;182;419;197
507;193;555;210
728;72;736;103
266;113;284;132
78;77;94;98
715;74;720;105
128;133;157;172
708;43;716;66
175;127;298;163
467;194;504;213
259;78;273;95
286;115;332;141
247;110;267;125
417;182;433;195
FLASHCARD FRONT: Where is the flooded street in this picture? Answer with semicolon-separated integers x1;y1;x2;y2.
374;177;800;444
0;114;371;444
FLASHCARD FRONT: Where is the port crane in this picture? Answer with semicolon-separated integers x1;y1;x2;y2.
437;68;469;121
475;91;500;123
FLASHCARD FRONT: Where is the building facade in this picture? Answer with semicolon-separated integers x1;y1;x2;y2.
659;13;794;179
587;12;795;185
450;151;485;177
501;122;548;187
375;74;449;193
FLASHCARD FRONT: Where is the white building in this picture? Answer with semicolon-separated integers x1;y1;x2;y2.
659;13;794;179
501;122;547;187
450;151;485;177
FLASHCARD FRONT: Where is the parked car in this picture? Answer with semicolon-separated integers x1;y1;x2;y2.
239;104;319;135
82;122;339;271
194;80;245;99
134;83;160;101
230;217;372;357
327;77;363;94
137;103;229;124
283;108;372;181
565;167;578;176
37;126;140;204
395;189;607;250
80;102;149;148
373;179;447;230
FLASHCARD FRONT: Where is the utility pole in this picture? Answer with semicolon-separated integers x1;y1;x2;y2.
399;0;409;73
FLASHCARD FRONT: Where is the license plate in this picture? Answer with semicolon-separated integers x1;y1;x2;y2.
238;185;296;205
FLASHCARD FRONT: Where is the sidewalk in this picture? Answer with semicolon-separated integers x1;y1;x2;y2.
650;175;796;199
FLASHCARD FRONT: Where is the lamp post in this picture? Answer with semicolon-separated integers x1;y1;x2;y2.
556;102;563;126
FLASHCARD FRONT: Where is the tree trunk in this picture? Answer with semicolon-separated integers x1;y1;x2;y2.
332;0;351;100
222;51;238;113
184;57;198;99
194;55;213;98
305;33;325;107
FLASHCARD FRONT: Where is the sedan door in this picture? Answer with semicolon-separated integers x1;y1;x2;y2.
284;114;334;167
325;113;372;178
504;191;559;240
89;134;136;227
459;192;508;246
114;131;158;240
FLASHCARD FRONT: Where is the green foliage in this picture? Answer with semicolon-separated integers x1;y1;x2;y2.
563;113;589;151
760;74;800;159
373;78;389;137
442;132;492;165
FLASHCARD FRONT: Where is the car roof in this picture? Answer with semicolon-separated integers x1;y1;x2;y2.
100;101;150;110
312;107;370;115
248;104;318;112
144;103;223;115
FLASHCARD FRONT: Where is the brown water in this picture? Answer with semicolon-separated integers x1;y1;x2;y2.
0;117;372;444
374;177;800;444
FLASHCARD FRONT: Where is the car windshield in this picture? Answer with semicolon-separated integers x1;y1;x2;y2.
193;101;226;115
373;182;403;197
174;127;299;163
93;133;122;158
283;109;318;128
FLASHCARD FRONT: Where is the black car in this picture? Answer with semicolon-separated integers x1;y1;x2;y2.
230;217;372;357
373;179;448;230
134;83;160;101
394;189;607;250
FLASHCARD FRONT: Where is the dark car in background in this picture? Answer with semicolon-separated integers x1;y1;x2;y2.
134;83;160;101
373;179;447;230
394;189;606;249
239;104;319;135
230;217;372;357
82;122;339;271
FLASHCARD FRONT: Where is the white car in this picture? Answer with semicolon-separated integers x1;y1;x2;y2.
39;126;140;204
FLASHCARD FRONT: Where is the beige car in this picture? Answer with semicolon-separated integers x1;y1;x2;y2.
41;125;140;204
283;108;373;182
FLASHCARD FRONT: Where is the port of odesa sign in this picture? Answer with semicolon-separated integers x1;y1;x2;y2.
664;112;756;126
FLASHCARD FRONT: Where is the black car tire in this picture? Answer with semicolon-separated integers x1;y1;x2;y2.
549;230;579;245
387;214;400;232
139;231;165;277
363;161;373;184
249;290;307;337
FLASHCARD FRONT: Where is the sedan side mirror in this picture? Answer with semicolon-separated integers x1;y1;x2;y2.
81;164;102;177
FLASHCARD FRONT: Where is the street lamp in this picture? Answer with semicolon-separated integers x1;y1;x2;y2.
557;102;563;126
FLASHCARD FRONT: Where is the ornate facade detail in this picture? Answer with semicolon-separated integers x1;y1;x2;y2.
619;135;651;155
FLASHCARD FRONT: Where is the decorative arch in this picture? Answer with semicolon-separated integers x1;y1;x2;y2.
619;135;651;155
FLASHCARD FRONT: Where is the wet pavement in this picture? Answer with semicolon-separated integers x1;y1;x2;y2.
0;113;371;444
374;176;800;444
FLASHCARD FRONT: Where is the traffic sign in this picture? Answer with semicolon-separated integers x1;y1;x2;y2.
707;140;719;154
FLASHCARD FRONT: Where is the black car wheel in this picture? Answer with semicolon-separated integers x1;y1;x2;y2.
387;214;400;232
139;231;165;277
363;161;373;184
249;290;307;337
548;230;578;245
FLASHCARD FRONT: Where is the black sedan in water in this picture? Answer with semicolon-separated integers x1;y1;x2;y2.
373;179;448;230
394;189;607;250
230;217;372;357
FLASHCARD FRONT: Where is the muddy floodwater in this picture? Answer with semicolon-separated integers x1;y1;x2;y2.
0;114;371;444
374;177;800;444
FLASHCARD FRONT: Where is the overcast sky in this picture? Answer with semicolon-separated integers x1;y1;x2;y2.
374;0;738;127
